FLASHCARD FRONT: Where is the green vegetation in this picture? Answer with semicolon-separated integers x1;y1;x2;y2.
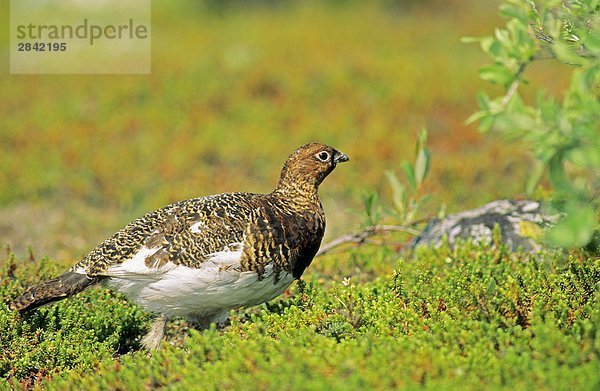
2;242;598;389
0;0;597;389
466;0;600;249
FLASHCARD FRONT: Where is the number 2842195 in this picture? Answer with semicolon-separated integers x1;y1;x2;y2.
17;42;67;52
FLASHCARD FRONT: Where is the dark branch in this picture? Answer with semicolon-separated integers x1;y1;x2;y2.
316;225;421;257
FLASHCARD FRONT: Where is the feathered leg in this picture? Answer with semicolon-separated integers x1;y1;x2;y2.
142;314;168;350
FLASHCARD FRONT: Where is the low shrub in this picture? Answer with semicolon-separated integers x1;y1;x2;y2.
1;241;597;389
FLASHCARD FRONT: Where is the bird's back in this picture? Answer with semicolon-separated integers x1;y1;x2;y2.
76;192;324;278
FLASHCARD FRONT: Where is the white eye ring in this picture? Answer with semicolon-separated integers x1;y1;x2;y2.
315;151;331;162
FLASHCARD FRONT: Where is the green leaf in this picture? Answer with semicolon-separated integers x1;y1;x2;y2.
415;148;431;186
476;92;491;110
479;63;515;86
460;36;480;44
478;115;496;132
385;170;406;217
546;201;597;247
526;160;547;195
566;144;600;168
548;155;575;195
494;27;511;45
499;3;529;24
479;36;496;54
361;191;382;226
552;41;587;66
416;128;428;153
579;29;600;56
466;110;487;126
401;161;417;191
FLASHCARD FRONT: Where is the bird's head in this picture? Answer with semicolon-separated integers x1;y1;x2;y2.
274;143;349;198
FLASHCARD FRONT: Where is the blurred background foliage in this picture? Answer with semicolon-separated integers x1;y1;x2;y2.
466;0;599;250
0;0;572;261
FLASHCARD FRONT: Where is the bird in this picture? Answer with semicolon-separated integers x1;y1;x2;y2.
11;143;349;350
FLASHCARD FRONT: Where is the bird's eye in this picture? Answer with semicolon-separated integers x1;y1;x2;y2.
316;151;330;162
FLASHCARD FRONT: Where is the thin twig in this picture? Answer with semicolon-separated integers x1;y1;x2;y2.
502;77;521;107
316;224;421;257
502;62;527;107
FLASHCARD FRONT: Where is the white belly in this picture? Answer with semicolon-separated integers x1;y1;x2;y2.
106;262;295;321
89;242;295;322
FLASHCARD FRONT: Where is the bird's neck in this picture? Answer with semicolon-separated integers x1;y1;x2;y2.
271;178;321;211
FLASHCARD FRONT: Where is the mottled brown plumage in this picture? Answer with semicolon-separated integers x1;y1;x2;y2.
11;143;348;349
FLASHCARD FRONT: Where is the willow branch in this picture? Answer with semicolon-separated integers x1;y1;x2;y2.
502;62;528;107
316;224;421;257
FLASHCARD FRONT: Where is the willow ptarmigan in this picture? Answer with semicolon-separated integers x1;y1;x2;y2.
11;143;348;350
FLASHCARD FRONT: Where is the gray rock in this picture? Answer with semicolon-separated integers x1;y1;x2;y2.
413;200;558;252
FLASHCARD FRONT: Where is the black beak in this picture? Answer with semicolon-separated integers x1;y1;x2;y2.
333;150;349;164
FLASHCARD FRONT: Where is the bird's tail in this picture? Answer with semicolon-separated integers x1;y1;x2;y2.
10;271;99;313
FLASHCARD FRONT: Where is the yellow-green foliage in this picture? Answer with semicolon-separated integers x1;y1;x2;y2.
1;242;598;389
